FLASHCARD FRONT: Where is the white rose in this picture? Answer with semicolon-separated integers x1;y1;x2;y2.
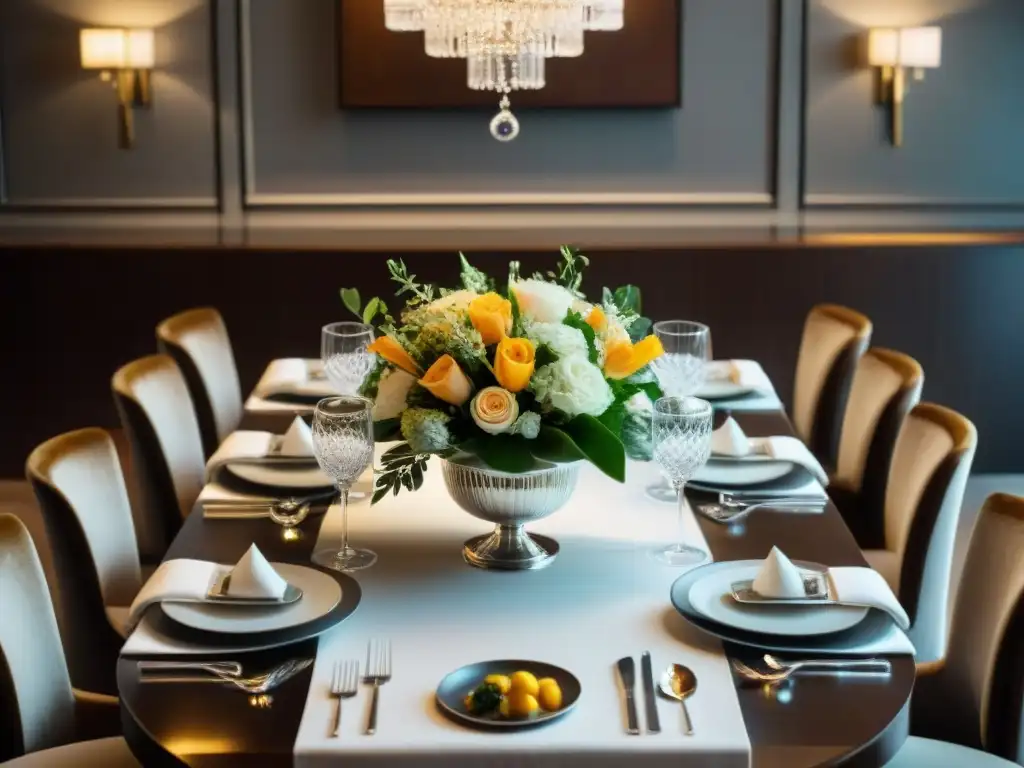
372;368;416;421
525;320;589;360
426;289;478;313
530;356;614;418
471;386;520;435
512;279;574;323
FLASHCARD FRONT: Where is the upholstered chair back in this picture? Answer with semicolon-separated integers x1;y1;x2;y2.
0;515;77;760
112;354;205;561
157;307;242;458
792;304;872;467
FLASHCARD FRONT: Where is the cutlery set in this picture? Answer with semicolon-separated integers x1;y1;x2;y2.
617;653;694;736
696;493;827;524
732;654;891;685
137;658;313;693
327;640;394;737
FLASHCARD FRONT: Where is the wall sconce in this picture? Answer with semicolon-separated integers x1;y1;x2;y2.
80;28;155;149
867;27;941;147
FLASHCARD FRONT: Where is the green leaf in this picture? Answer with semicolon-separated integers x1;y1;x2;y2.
531;426;587;464
597;400;628;438
602;286;614;306
508;287;524;337
362;297;382;325
373;417;403;442
340;287;361;318
629;316;653;343
534;343;557;369
459;252;495;293
470;435;538;473
371;485;390;505
613;285;641;315
563;311;599;365
411;463;425;490
563;414;626;482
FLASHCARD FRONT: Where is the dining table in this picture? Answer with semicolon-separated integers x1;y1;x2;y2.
117;365;916;768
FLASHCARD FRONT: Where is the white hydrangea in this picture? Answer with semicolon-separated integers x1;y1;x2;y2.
530;357;614;418
525;320;590;361
512;279;574;323
372;368;416;421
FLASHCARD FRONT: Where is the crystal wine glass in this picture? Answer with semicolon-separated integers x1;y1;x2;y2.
650;321;711;398
310;396;377;571
321;322;376;396
651;396;713;566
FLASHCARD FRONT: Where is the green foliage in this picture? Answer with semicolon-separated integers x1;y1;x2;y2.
533;343;557;369
563;414;626;482
362;297;387;325
628;317;652;343
508;287;525;338
554;245;590;295
340;288;361;318
463;434;539;473
372;417;403;442
458;252;495;294
358;358;387;400
531;426;588;464
387;259;435;304
467;683;503;715
613;284;642;315
372;443;429;504
562;310;599;365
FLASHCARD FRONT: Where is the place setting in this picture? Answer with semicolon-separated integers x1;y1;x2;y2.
696;360;782;411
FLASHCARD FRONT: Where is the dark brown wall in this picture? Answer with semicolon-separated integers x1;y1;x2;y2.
3;242;1022;476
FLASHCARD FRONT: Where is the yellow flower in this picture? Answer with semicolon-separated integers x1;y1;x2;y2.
418;354;473;406
603;335;664;380
468;292;512;346
368;335;422;376
471;386;519;434
494;337;535;393
586;305;607;333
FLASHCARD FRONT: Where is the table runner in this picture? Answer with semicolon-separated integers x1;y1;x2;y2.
294;458;751;767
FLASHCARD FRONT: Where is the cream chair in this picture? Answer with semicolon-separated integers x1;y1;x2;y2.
0;514;138;766
112;354;205;563
862;404;976;665
25;429;142;695
792;304;872;470
883;493;1024;767
830;348;923;546
157;307;243;458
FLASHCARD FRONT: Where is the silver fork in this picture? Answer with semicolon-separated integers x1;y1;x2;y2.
732;657;891;685
330;660;359;738
363;639;392;735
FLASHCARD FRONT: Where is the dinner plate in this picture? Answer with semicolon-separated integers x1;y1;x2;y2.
436;660;581;730
696;380;759;401
670;563;898;653
688;462;815;493
692;458;795;486
686;563;868;636
149;568;360;649
161;564;342;634
212;464;336;498
226;462;333;489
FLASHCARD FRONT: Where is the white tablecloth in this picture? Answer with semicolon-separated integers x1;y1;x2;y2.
294;458;751;767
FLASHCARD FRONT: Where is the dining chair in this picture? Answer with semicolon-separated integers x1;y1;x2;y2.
25;428;143;696
112;354;205;564
861;403;976;665
157;307;243;459
791;304;872;471
883;493;1024;767
0;514;139;766
830;348;924;547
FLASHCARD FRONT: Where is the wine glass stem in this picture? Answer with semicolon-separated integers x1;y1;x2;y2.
337;484;351;557
675;481;687;548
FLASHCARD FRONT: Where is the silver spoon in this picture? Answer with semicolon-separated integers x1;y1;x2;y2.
658;664;697;735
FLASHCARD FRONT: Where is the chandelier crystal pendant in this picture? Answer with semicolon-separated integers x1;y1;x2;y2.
383;0;625;141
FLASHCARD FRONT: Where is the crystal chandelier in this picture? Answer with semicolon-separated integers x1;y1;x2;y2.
383;0;624;141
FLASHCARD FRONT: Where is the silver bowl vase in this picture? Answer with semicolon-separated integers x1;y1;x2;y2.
441;455;581;571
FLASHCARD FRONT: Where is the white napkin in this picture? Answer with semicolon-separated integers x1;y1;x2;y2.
279;416;315;456
226;544;288;600
705;359;774;391
710;417;752;457
752;547;805;598
254;358;336;398
125;559;219;631
749;548;911;630
709;418;829;486
205;431;275;480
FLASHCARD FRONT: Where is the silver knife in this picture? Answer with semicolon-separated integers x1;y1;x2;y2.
641;652;661;733
616;656;640;735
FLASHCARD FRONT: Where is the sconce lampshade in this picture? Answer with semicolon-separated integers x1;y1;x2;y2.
80;28;155;70
867;26;941;68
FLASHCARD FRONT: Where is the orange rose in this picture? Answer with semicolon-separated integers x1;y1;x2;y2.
586;305;607;333
494;337;535;393
368;335;422;376
603;335;664;380
468;292;512;346
471;386;519;434
419;354;473;406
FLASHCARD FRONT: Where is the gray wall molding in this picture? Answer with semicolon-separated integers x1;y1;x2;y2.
806;194;1024;209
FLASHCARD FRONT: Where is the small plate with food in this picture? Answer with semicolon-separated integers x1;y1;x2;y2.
435;660;581;730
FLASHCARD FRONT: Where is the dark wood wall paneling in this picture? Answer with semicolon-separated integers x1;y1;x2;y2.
3;242;1023;477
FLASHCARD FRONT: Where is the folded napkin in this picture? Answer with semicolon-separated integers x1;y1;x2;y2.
206;418;322;486
749;548;910;630
709;417;829;486
125;546;288;630
705;359;775;392
254;358;336;399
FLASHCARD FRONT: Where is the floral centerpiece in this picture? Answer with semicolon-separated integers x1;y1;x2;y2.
343;246;663;498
